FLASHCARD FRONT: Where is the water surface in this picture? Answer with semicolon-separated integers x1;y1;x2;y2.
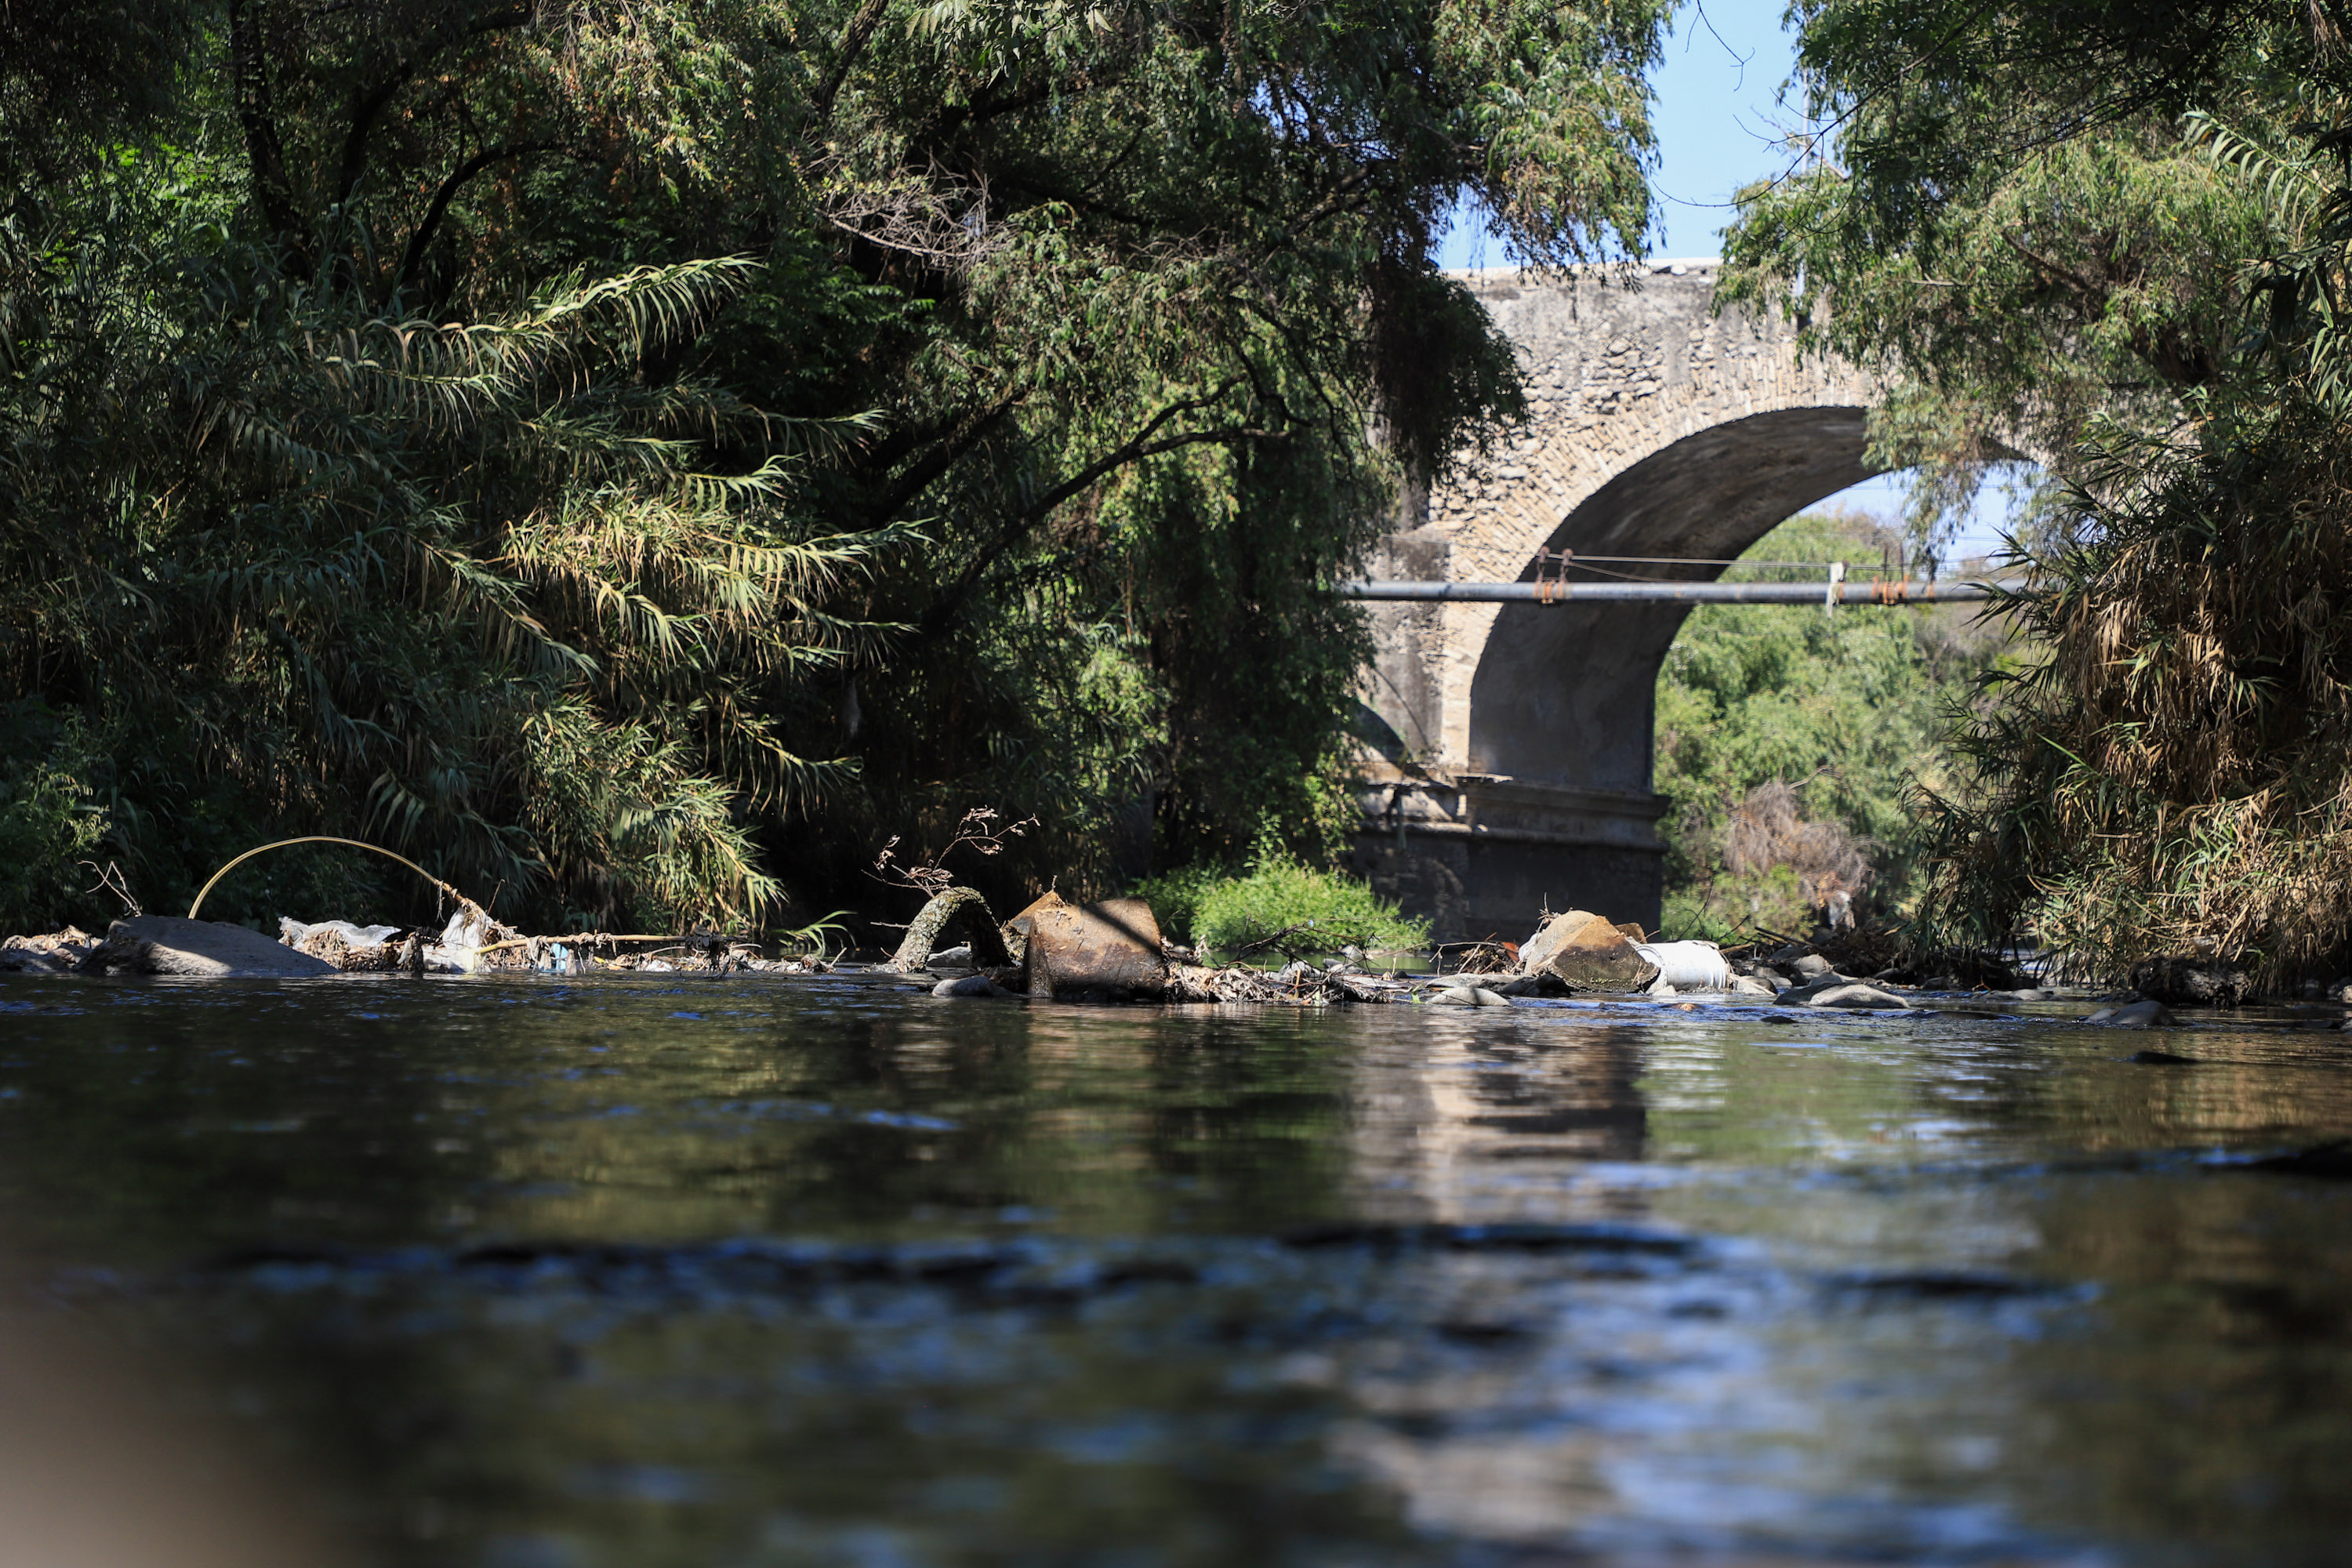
4;973;2350;1566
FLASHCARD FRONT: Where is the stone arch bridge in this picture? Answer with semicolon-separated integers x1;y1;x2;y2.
1347;260;1886;943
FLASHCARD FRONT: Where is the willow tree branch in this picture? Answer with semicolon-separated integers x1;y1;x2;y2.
812;0;891;126
334;5;537;209
863;397;1020;526
391;140;559;300
230;0;307;264
918;381;1283;638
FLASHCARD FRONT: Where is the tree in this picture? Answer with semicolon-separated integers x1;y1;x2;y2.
0;0;1675;931
1653;511;2009;940
1723;1;2352;983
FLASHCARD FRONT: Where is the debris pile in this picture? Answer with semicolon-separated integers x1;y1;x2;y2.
0;832;2165;1023
1;927;96;974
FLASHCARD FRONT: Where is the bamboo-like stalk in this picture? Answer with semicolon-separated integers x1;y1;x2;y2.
188;836;489;921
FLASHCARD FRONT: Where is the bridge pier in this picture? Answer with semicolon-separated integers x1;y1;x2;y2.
1344;775;1666;947
1352;262;1882;942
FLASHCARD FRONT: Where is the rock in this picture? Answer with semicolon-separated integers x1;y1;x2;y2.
1802;982;1912;1010
1494;973;1567;997
1729;974;1778;997
1;927;94;974
1519;909;1660;991
926;944;975;968
1791;953;1834;980
2126;957;2250;1007
2085;999;2175;1029
80;916;339;978
931;973;1009;998
1429;984;1511;1007
1012;893;1168;1000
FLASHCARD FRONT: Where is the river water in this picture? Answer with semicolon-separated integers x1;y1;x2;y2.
3;971;2350;1566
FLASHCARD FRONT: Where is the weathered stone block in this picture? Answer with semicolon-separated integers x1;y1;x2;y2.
83;916;339;978
1012;894;1167;1000
1519;909;1658;991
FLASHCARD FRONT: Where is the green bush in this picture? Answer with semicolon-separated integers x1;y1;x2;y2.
1653;510;2016;936
0;703;109;933
1135;855;1429;956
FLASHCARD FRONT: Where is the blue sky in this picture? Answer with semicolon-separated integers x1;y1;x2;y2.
1436;0;2020;557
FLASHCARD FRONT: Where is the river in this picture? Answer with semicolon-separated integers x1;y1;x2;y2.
2;971;2349;1566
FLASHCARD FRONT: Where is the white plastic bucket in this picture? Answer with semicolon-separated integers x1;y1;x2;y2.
1633;939;1730;991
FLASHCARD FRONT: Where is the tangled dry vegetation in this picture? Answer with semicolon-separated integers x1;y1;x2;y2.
1921;402;2352;987
1724;780;1876;913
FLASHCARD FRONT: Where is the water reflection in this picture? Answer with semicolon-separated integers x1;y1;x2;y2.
1346;1015;1652;1227
5;977;2352;1566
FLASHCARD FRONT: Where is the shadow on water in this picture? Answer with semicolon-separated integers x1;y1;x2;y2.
5;975;2352;1565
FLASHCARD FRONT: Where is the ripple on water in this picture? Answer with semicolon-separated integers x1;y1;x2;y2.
2;972;2350;1566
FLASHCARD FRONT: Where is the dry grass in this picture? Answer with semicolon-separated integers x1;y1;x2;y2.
1919;397;2352;989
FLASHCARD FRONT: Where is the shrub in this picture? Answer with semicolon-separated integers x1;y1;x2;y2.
1136;855;1429;956
0;704;109;932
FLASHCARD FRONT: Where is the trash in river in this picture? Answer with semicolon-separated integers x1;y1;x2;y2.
1014;892;1169;1000
278;918;411;972
1633;939;1732;992
885;887;1016;972
0;927;96;974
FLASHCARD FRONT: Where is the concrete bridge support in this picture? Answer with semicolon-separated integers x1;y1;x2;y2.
1347;262;1882;943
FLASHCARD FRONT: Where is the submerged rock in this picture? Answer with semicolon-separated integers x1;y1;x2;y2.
1428;984;1511;1007
2086;999;2176;1029
1493;973;1567;997
931;973;1011;998
1802;982;1913;1011
82;916;339;978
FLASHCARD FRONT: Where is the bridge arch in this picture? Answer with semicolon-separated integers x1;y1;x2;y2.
1352;262;1887;940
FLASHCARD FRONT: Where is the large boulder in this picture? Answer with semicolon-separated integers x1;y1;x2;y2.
82;916;340;978
1519;910;1660;991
